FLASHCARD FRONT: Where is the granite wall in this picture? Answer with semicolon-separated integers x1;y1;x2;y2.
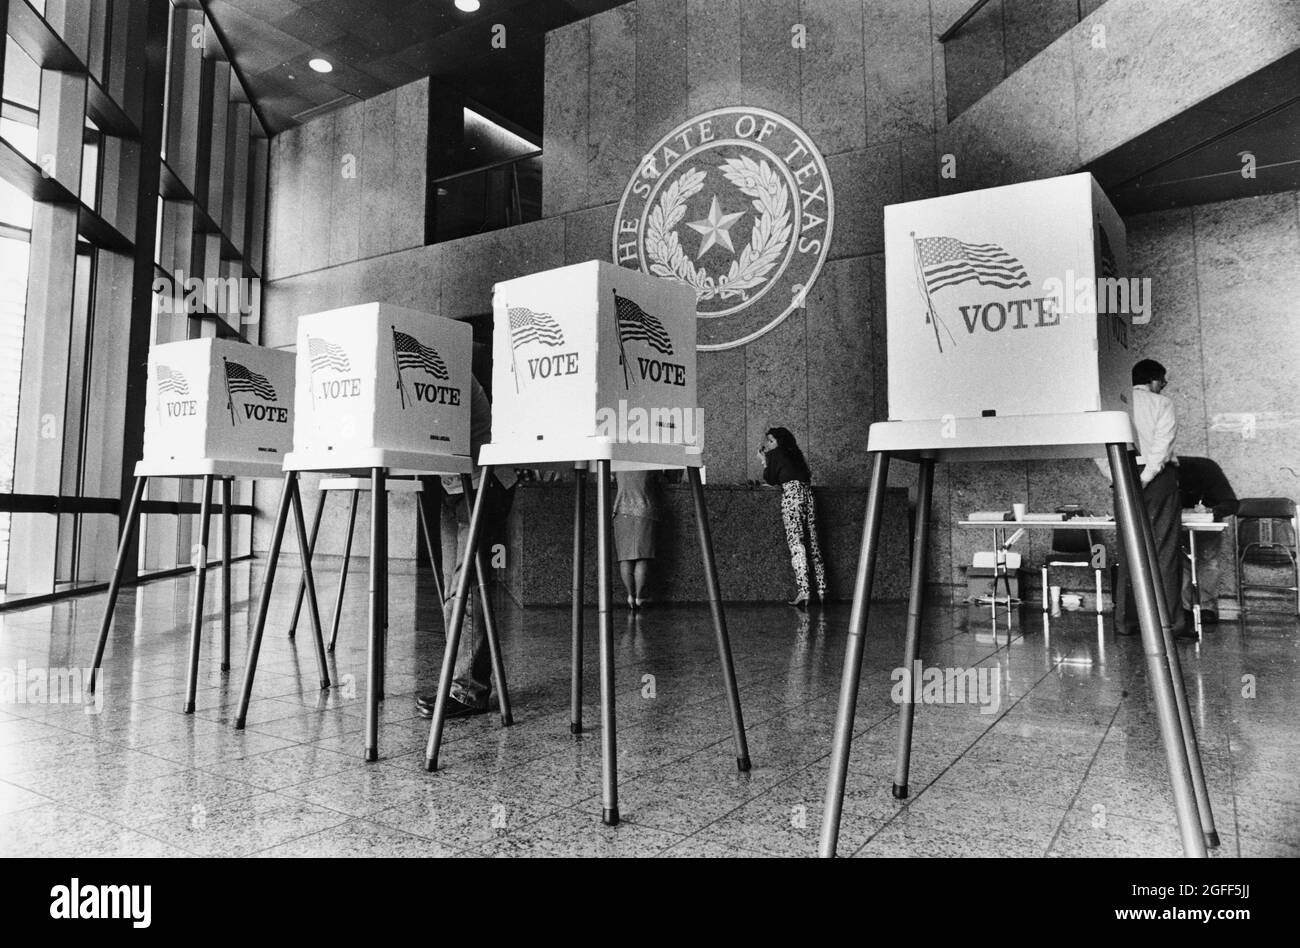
507;481;911;605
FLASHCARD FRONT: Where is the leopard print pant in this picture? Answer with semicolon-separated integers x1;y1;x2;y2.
781;480;826;598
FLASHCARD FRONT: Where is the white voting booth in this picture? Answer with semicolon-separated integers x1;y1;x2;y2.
289;302;472;468
423;260;749;829
820;173;1218;859
92;338;298;718
490;260;701;467
142;338;296;471
235;303;490;767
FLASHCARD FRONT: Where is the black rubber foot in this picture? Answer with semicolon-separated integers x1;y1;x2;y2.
327;646;336;655
182;702;194;715
737;755;752;773
287;632;296;640
234;718;245;730
364;747;378;762
1206;830;1221;848
424;756;438;773
502;714;514;727
320;679;330;690
892;783;909;799
570;722;583;735
220;663;230;672
603;807;620;826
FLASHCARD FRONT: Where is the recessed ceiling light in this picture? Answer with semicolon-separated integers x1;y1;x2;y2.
309;58;333;73
455;0;480;12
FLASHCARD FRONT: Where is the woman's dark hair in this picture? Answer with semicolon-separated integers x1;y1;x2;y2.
767;426;808;472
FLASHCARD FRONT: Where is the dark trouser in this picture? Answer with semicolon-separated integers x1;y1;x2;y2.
441;476;515;708
1115;465;1184;631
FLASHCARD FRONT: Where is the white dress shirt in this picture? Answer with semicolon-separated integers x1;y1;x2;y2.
1130;385;1178;485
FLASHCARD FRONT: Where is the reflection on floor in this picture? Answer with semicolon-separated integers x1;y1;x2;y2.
0;562;1296;858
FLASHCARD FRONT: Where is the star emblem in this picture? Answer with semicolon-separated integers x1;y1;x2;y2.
686;195;745;259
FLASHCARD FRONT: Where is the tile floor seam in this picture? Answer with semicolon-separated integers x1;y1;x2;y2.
1043;699;1125;856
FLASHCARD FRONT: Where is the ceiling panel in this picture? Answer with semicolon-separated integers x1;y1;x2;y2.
203;0;630;133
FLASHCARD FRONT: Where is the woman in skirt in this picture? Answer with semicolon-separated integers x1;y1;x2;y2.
613;469;661;609
760;427;826;609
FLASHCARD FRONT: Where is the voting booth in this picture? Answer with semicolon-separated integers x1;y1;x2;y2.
820;174;1218;860
421;260;748;829
290;303;473;467
236;302;486;767
143;338;296;468
885;172;1131;422
490;260;700;457
93;338;297;719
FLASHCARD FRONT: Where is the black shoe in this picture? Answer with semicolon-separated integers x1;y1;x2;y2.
416;694;490;720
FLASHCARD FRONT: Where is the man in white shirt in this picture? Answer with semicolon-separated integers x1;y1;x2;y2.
1112;358;1189;638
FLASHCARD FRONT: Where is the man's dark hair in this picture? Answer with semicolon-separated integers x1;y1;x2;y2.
1132;359;1167;386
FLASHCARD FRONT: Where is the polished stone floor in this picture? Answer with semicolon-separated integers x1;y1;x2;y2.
0;562;1296;858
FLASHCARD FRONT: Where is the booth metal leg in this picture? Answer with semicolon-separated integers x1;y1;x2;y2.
463;473;513;728
1041;566;1049;614
892;458;935;799
235;472;296;729
1126;455;1219;849
182;476;215;714
221;478;232;672
328;489;359;653
686;466;750;771
595;459;619;825
1095;567;1104;616
819;452;891;858
424;466;493;772
1187;531;1201;636
289;478;330;693
287;488;325;639
415;486;445;606
365;468;387;761
571;465;587;735
90;475;148;695
1107;443;1207;858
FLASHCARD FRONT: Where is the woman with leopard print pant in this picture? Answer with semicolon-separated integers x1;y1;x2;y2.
760;427;826;608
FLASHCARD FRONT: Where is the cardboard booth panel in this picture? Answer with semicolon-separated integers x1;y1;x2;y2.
492;260;699;450
885;173;1132;422
144;338;296;465
293;303;473;462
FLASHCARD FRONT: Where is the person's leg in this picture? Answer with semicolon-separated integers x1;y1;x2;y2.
618;559;635;604
633;559;649;601
781;484;809;598
1144;467;1185;632
803;486;828;598
449;477;513;709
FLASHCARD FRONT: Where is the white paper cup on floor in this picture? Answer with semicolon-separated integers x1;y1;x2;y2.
1049;585;1062;615
1012;503;1027;521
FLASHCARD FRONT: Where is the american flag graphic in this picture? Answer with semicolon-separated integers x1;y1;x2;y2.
308;336;350;374
156;364;189;396
392;329;449;380
916;237;1031;294
614;293;674;355
224;360;277;400
508;307;565;349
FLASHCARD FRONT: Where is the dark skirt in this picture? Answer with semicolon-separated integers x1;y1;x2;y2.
614;514;655;561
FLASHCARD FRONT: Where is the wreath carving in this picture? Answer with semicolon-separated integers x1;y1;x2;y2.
645;155;792;303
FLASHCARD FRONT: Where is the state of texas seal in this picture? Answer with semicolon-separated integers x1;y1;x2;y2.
613;107;833;351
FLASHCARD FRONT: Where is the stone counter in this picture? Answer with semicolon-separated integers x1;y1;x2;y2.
504;481;910;606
